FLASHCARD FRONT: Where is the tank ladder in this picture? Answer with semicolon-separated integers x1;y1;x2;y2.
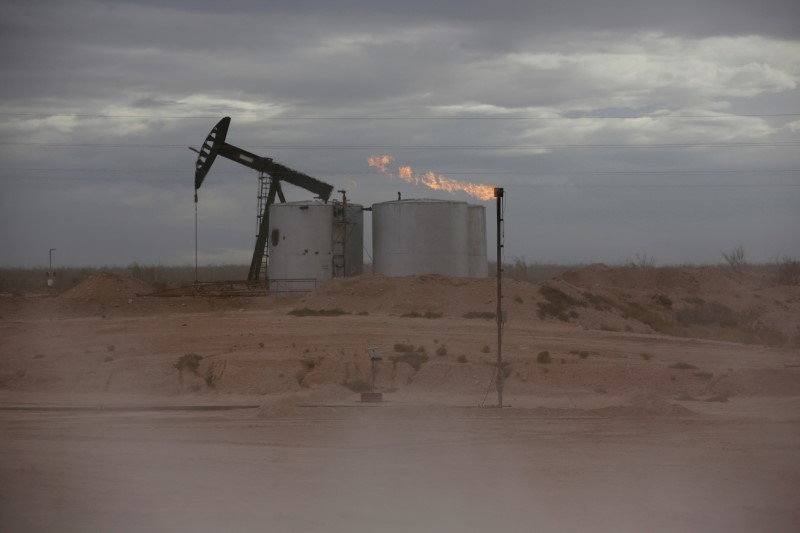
256;172;270;281
332;190;349;278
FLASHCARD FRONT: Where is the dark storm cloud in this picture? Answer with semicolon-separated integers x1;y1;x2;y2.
0;0;798;266
117;0;800;38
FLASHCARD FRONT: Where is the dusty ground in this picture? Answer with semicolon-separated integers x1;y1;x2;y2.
1;267;799;532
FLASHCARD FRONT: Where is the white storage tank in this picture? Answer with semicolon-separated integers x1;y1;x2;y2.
268;200;363;292
468;204;489;277
268;201;332;292
372;199;472;277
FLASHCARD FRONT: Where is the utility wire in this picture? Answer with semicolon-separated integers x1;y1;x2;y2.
1;174;796;187
2;167;799;175
1;141;798;149
2;112;799;120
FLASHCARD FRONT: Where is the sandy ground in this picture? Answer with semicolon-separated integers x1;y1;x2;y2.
1;268;799;532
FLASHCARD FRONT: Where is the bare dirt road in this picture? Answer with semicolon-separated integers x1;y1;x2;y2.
1;268;799;532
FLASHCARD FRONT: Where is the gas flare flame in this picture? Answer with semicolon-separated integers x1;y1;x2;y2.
368;155;495;201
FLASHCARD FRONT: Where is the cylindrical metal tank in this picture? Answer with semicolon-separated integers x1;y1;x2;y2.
468;204;488;277
372;199;471;277
268;200;364;292
268;201;333;292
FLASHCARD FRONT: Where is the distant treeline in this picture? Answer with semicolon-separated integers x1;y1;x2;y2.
1;257;796;294
0;263;248;294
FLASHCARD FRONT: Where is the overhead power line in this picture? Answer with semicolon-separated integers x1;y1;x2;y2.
1;141;798;150
2;167;799;176
2;112;799;120
1;173;797;188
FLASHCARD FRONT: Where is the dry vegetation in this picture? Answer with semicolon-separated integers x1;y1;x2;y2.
0;264;248;294
1;260;799;400
4;255;798;296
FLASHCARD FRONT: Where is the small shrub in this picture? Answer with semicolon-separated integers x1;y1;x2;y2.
416;345;427;354
300;358;317;371
481;345;491;353
627;252;656;269
107;345;115;352
174;353;203;375
463;311;496;319
288;308;348;317
205;360;226;388
640;353;652;361
582;292;613;311
514;295;523;304
393;343;415;353
670;362;698;370
401;311;442;319
694;371;714;381
316;308;348;316
677;301;737;328
457;355;468;363
722;245;747;273
578;351;590;359
537;285;582;321
775;256;800;285
436;345;448;356
651;294;673;309
536;351;552;364
619;301;684;336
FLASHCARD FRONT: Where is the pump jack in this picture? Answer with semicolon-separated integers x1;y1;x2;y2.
192;117;334;281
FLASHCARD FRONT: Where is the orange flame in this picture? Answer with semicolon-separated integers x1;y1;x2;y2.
368;155;495;201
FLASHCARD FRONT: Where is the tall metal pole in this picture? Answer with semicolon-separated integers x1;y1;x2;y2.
339;189;347;277
494;188;504;408
47;248;56;288
194;192;199;284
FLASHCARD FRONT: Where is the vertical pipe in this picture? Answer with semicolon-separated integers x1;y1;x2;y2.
194;192;198;284
494;188;504;408
340;190;347;277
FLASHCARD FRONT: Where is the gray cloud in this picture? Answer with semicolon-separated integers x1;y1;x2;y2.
0;0;798;267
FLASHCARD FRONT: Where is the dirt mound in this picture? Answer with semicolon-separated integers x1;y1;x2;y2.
548;265;800;346
558;264;761;294
294;274;510;316
60;271;154;301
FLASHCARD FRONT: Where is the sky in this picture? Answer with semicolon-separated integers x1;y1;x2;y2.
0;0;798;268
